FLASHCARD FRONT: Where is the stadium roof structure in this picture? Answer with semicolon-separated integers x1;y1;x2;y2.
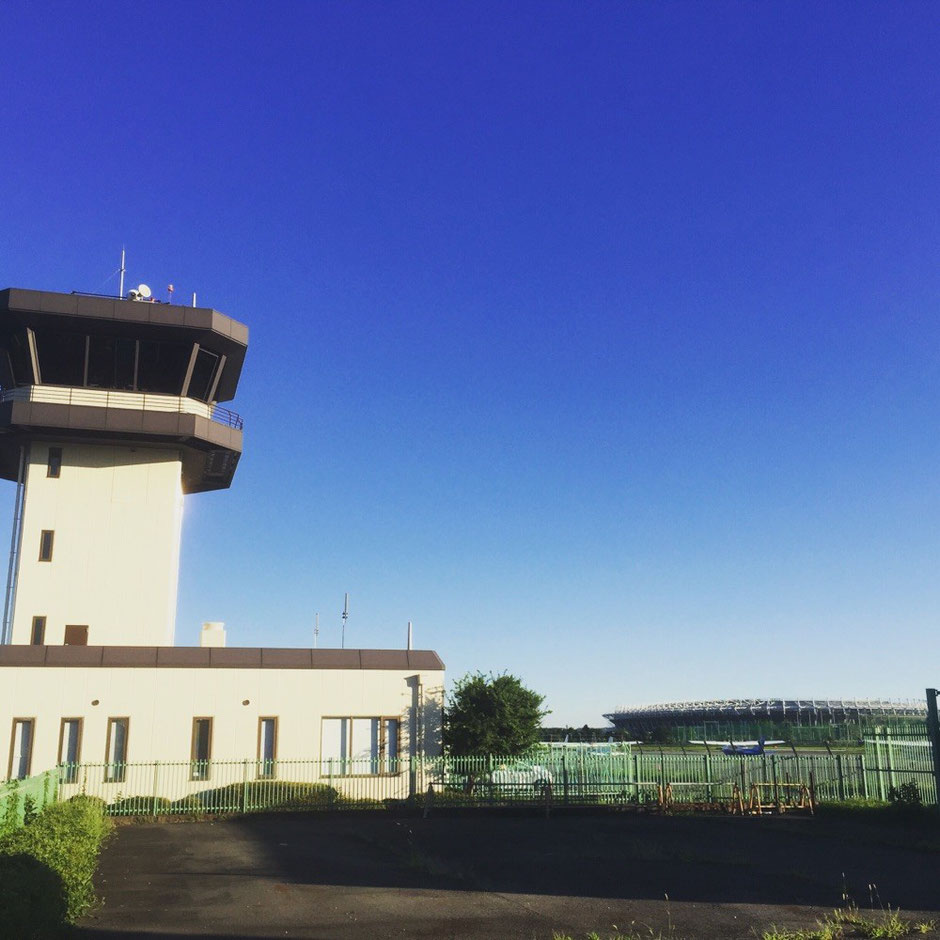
605;698;926;730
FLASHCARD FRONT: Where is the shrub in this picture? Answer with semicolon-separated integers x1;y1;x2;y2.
108;795;172;817
182;780;340;813
888;781;923;808
0;795;112;934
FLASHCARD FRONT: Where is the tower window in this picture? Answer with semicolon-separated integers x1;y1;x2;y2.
38;530;54;562
47;447;62;478
30;616;45;645
33;329;86;387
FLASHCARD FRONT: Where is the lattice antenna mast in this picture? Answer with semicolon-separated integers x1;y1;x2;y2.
341;593;349;649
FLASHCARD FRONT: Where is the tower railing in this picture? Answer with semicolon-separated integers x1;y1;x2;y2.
0;386;243;431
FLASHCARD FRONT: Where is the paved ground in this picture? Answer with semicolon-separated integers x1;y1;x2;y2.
70;809;940;939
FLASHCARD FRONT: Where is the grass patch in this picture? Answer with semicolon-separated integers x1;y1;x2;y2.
0;794;112;936
762;905;937;940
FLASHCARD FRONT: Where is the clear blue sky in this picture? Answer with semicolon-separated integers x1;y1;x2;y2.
1;2;938;725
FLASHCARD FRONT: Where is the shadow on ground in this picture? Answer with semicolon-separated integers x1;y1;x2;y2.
75;808;940;940
219;809;940;908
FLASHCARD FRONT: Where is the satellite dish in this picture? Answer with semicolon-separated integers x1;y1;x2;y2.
137;284;152;299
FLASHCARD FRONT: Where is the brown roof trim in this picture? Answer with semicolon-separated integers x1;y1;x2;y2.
0;645;444;671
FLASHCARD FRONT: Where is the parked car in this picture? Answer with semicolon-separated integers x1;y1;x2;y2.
488;762;554;796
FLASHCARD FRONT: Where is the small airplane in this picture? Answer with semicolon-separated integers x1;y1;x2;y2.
688;736;785;756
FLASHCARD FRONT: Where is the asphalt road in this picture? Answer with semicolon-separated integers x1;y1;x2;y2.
71;809;940;939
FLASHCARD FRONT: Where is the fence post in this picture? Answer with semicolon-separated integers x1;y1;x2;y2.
704;752;712;803
886;727;896;793
242;759;249;813
633;752;639;803
835;753;845;801
561;752;569;804
925;688;940;810
152;761;160;816
771;754;780;812
859;753;869;800
874;734;886;801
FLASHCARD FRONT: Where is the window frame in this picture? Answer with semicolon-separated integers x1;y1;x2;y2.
104;717;130;783
190;717;213;781
320;716;402;777
58;717;83;783
38;529;54;562
7;717;35;781
47;447;62;478
256;717;278;780
30;616;46;645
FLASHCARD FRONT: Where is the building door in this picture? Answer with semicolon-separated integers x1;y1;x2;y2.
64;625;88;645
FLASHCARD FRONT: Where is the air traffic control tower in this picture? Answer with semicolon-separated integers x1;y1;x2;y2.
0;287;247;649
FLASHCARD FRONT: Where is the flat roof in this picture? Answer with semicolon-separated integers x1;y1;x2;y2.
0;646;444;671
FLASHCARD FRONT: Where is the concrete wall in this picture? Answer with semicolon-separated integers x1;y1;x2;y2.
1;663;444;786
10;442;184;647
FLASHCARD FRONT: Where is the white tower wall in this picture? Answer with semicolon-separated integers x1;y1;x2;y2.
10;442;184;647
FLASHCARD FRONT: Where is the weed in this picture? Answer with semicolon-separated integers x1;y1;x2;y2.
762;905;937;940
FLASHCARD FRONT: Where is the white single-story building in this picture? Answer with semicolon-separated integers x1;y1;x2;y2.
2;643;444;800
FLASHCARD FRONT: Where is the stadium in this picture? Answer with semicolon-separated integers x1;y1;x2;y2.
604;698;927;745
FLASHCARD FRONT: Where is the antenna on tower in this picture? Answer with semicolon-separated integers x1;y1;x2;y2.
341;593;349;649
407;620;413;651
314;612;319;649
118;248;126;299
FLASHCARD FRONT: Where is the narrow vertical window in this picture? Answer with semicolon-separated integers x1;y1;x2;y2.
321;717;350;775
190;718;212;781
30;616;46;645
8;719;34;781
58;718;82;783
47;447;62;478
38;530;54;562
105;718;129;783
257;718;278;779
351;718;380;773
383;718;400;773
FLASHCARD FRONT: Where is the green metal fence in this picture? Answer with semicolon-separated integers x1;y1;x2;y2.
52;739;935;816
0;770;58;832
58;757;415;815
863;731;936;803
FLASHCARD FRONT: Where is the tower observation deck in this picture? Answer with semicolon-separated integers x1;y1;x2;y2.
0;287;248;648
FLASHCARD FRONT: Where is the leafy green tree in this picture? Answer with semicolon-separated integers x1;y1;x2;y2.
444;672;549;756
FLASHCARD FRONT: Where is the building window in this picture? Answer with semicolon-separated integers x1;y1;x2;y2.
8;719;34;781
30;616;46;645
47;447;62;478
64;625;88;646
38;530;54;562
257;718;278;780
105;718;129;783
321;717;401;775
190;718;212;781
58;718;83;783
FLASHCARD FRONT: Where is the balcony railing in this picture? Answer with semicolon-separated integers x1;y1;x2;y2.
0;385;243;431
